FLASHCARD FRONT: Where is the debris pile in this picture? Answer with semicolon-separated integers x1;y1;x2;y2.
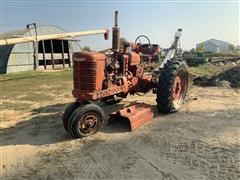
193;64;240;88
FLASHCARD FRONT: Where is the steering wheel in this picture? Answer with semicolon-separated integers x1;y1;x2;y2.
134;35;151;45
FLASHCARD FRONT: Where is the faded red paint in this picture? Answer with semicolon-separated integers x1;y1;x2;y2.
109;103;154;130
172;75;182;101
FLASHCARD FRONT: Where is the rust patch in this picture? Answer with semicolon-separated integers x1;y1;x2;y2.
109;103;154;130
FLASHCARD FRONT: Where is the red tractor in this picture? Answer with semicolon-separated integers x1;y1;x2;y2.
63;11;188;138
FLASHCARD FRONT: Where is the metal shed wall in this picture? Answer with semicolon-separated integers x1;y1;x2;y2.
196;39;230;53
0;25;81;74
7;42;34;73
0;45;14;73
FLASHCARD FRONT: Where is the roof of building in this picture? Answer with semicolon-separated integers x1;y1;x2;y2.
0;29;28;39
0;25;67;39
197;39;229;47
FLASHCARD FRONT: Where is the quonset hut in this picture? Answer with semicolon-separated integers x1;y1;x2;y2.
0;25;81;74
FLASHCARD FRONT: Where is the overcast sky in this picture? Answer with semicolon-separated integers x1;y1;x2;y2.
0;0;239;50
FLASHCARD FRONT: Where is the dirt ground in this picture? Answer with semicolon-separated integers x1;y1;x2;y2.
1;80;240;179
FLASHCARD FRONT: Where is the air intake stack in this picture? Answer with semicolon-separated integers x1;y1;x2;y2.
112;11;120;52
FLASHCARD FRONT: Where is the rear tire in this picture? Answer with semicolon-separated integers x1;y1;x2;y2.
156;59;188;114
68;103;105;138
63;102;80;132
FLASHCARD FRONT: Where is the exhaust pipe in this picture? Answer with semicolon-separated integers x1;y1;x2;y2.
112;11;120;52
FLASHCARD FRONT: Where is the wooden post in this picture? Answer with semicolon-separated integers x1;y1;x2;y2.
50;40;54;69
33;41;38;70
42;40;46;69
67;42;71;67
61;40;65;68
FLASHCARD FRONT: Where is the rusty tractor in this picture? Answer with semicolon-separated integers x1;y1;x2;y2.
63;11;188;138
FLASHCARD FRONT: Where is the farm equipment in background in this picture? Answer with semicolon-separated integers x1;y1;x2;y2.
63;11;188;138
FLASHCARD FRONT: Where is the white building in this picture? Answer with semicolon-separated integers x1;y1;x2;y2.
196;39;230;53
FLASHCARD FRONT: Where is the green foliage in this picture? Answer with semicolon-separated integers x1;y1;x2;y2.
190;48;195;53
188;63;220;77
233;49;240;55
0;69;72;81
82;46;91;51
229;44;235;51
196;44;204;52
120;37;128;48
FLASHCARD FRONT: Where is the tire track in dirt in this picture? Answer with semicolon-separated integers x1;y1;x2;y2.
161;139;240;180
2;87;240;180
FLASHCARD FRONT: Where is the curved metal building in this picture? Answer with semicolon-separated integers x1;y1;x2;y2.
0;25;81;74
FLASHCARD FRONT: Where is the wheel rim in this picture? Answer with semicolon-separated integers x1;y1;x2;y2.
79;112;99;135
172;73;186;108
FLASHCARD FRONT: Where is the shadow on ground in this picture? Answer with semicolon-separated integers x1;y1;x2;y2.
1;102;151;146
3;105;239;179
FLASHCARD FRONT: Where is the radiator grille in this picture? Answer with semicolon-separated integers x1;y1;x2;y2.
73;61;97;90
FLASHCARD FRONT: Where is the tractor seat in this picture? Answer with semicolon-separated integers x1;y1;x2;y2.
138;44;160;56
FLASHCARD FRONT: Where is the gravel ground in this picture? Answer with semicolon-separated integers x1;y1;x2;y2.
1;86;240;180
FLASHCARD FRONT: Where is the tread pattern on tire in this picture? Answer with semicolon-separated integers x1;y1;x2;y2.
156;59;188;114
62;102;80;132
68;103;105;138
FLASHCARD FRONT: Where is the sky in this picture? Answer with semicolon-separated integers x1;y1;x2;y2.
0;0;239;51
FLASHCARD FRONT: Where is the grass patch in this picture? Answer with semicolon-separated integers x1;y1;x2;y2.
188;63;220;77
1;69;73;104
0;69;73;82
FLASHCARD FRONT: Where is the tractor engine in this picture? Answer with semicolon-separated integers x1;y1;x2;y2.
72;10;156;102
72;50;154;101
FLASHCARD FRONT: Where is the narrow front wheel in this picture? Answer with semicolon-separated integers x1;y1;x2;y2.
62;102;80;132
68;103;105;138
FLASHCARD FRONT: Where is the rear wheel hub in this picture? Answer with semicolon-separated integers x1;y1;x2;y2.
173;76;182;101
172;74;186;108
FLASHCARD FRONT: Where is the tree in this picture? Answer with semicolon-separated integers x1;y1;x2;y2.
82;46;91;51
229;44;235;52
120;37;128;48
190;48;195;53
196;44;204;52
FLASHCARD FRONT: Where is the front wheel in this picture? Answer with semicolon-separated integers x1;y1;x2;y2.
156;59;188;114
62;102;80;132
68;103;105;138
